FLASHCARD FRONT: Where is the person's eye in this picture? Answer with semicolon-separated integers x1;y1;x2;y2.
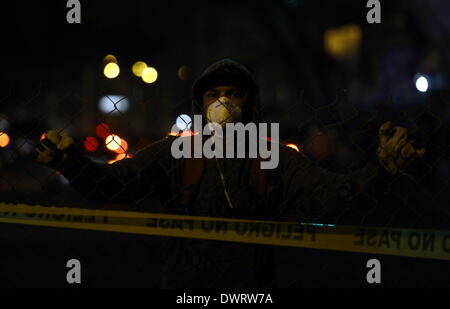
206;92;218;98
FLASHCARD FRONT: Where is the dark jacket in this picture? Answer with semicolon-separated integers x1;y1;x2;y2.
58;59;377;288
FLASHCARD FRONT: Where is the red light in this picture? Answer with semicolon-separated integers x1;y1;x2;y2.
83;137;98;152
40;133;46;141
96;123;110;139
105;134;121;151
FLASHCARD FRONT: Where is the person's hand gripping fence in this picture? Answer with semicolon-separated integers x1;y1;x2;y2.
35;130;74;167
377;121;426;175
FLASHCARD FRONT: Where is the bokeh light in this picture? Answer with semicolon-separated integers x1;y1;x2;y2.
177;65;191;80
142;67;158;83
104;62;120;79
102;54;117;65
0;132;10;148
98;95;130;114
415;74;429;93
83;137;98;152
167;131;198;137
176;114;192;131
286;143;300;152
105;134;121;151
132;61;148;77
324;24;362;60
108;153;132;164
96;123;111;139
114;138;128;154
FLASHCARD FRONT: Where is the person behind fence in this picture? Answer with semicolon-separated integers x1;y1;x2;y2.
35;59;425;288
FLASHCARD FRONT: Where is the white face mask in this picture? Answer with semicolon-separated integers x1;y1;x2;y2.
205;96;242;127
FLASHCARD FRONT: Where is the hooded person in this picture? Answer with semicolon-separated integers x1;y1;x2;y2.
35;59;425;288
192;58;261;124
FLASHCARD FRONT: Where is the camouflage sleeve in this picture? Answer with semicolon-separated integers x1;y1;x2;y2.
58;138;177;205
278;146;378;221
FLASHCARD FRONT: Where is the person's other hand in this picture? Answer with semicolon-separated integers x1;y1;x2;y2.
35;130;74;165
377;121;425;175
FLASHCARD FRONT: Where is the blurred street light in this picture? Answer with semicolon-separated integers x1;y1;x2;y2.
0;132;10;148
324;24;362;60
96;123;111;139
286;143;300;152
132;61;148;77
83;137;98;152
104;62;120;79
102;54;118;66
105;134;122;151
108;153;132;164
176;114;192;131
114;137;128;154
99;95;130;114
142;67;158;83
177;65;191;80
415;74;429;93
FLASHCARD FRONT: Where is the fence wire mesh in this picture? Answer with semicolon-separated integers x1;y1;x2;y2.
0;76;449;288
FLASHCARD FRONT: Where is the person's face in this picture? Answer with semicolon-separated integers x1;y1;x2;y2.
202;86;248;115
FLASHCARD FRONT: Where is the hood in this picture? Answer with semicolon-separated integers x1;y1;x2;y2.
191;59;261;123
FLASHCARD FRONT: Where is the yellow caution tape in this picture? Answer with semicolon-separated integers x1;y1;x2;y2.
0;202;449;260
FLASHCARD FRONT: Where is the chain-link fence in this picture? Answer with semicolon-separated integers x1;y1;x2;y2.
0;75;449;288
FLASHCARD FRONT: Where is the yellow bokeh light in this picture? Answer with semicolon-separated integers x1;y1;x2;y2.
142;67;158;83
132;61;148;77
102;54;117;65
324;24;362;60
0;132;10;148
177;65;190;80
105;134;121;151
104;62;120;79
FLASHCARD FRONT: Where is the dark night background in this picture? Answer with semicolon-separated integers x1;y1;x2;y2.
0;0;449;288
